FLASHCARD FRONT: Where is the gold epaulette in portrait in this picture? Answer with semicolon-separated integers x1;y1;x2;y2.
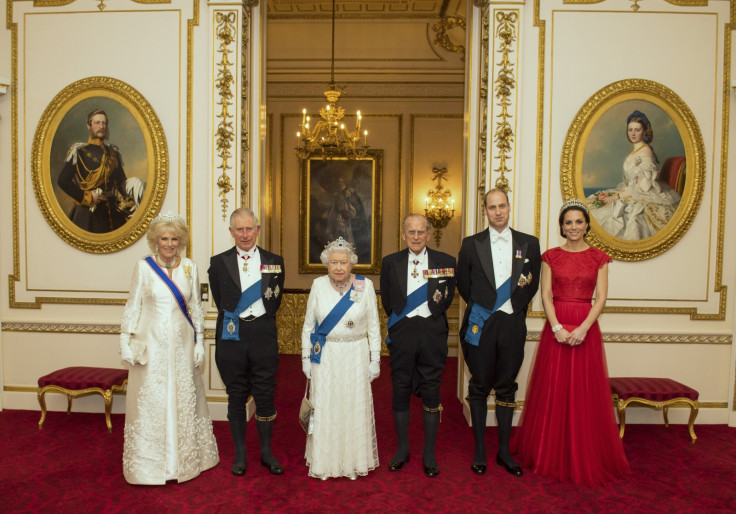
423;268;455;279
260;264;282;273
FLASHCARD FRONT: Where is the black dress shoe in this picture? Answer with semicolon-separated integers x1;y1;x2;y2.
231;462;247;476
388;455;409;471
261;459;284;475
423;464;439;478
496;455;523;477
470;463;486;475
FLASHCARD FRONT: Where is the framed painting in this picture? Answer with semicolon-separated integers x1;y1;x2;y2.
560;79;705;261
299;150;383;274
32;76;168;253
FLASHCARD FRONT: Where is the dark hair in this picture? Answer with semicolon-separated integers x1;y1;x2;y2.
626;110;653;144
559;205;590;238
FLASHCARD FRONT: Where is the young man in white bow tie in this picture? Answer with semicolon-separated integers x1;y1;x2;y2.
457;188;541;477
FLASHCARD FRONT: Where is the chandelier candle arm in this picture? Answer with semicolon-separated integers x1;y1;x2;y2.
424;167;456;246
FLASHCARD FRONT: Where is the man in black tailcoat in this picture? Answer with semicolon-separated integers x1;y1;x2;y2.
380;214;456;478
457;188;541;477
209;207;284;476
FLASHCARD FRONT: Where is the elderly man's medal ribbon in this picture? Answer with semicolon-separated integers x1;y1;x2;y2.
464;276;511;346
221;279;262;341
309;276;363;364
144;256;196;341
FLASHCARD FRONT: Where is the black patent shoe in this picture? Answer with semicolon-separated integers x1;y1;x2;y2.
388;455;410;471
495;454;523;477
423;464;439;478
261;458;284;475
470;462;486;475
231;461;247;476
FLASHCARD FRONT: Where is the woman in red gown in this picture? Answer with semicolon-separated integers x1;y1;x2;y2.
511;199;630;486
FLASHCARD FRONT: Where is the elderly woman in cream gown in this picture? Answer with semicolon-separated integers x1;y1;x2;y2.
300;237;382;480
587;110;681;241
120;211;219;484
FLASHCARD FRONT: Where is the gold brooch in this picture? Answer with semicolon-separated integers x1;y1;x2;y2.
314;342;321;354
471;324;479;334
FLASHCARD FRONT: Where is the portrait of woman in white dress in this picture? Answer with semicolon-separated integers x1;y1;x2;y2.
586;110;681;241
120;211;219;485
300;237;381;480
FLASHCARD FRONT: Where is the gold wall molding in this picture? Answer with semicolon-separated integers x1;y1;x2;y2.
432;15;466;60
240;3;252;206
525;330;731;345
475;8;490;218
267;82;464;99
214;11;238;220
1;322;121;334
490;10;518;194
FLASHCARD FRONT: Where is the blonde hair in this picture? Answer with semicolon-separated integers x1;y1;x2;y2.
147;219;189;253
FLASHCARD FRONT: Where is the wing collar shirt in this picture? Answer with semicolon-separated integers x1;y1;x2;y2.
237;247;266;319
406;248;431;318
489;226;513;314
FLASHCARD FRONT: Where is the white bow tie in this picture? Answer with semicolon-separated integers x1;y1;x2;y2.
491;231;509;243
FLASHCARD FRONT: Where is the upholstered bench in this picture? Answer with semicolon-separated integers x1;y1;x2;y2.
37;367;129;433
609;377;699;443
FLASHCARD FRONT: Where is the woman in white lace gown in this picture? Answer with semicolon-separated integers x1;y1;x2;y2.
300;237;382;480
587;110;681;240
120;212;219;484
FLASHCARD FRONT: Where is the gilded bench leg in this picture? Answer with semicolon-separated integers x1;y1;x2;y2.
37;388;48;429
616;399;626;439
687;402;699;444
663;405;670;428
103;389;114;433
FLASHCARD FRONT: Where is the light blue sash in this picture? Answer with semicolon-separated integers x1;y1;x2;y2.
310;276;363;363
144;256;196;341
221;280;262;341
464;277;511;346
385;283;428;345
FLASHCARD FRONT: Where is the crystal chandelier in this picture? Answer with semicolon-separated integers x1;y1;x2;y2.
296;0;368;160
424;167;455;246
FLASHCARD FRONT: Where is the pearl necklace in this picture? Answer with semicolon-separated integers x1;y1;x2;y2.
156;255;176;269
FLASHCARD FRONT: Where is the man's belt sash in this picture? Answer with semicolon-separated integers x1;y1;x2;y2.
221;280;262;341
464;277;511;346
385;283;428;345
144;256;196;341
310;276;363;364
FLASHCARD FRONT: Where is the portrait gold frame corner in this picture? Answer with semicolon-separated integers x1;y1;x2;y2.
560;79;705;261
298;149;383;275
32;76;168;253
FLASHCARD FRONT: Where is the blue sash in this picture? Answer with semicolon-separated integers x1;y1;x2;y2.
144;256;196;341
221;280;262;341
309;276;363;364
464;277;511;346
385;283;428;345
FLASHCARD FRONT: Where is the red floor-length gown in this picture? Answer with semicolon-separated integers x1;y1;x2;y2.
511;246;630;486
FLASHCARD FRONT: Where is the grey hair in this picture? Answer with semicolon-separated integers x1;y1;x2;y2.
147;219;189;253
319;237;359;267
230;207;259;227
402;213;431;233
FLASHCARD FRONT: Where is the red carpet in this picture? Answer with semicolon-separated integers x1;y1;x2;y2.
1;355;735;513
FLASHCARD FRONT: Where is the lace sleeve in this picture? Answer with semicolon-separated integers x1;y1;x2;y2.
188;260;205;332
121;261;145;333
364;279;382;355
301;279;320;353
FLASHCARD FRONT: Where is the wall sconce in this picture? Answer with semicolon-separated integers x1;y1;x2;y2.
424;167;455;247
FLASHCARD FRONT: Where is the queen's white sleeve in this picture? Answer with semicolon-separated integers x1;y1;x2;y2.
364;279;382;361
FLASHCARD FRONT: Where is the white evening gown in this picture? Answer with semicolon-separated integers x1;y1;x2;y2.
301;275;381;479
588;151;681;240
121;257;219;485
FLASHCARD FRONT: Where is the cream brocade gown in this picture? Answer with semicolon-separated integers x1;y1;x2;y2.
121;257;219;485
301;275;381;479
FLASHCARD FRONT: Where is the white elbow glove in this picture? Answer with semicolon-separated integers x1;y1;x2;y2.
368;351;381;382
194;337;205;367
302;346;312;379
120;332;134;366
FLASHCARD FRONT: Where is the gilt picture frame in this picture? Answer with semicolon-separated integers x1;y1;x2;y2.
32;76;168;253
299;150;383;274
560;79;705;261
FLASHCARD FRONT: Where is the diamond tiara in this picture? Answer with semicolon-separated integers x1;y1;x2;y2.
324;236;356;254
150;210;186;226
559;198;589;215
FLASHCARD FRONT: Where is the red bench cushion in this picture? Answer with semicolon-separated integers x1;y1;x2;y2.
38;367;128;390
610;377;699;402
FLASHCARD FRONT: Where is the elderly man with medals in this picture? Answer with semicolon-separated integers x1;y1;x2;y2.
301;237;382;480
379;214;456;478
457;188;541;477
208;207;285;476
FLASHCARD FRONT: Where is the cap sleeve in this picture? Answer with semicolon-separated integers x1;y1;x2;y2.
594;247;612;268
541;248;554;266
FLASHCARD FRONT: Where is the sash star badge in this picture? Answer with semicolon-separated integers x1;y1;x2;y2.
433;289;443;303
472;324;479;334
265;287;273;300
314;342;321;354
227;320;236;334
